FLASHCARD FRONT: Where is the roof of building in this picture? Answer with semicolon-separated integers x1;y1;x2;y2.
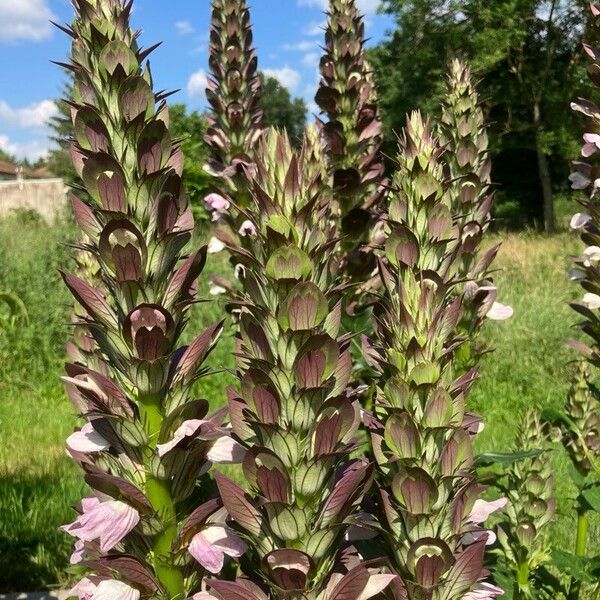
0;160;17;175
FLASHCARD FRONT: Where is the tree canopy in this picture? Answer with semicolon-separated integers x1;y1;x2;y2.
370;0;590;230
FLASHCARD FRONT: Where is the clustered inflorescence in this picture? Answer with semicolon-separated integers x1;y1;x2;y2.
364;112;502;600
60;2;243;598
568;2;600;476
59;1;514;600
439;60;511;371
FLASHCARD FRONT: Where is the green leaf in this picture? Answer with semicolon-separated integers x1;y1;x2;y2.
550;550;600;583
475;449;543;467
582;483;600;513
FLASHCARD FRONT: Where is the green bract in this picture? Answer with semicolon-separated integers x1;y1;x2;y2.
60;2;230;597
363;112;495;599
208;129;383;599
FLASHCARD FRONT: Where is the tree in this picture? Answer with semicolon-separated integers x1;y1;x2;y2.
258;73;307;142
371;0;589;231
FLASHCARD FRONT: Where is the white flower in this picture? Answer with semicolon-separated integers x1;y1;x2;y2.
486;302;513;321
238;219;257;236
66;422;110;454
209;283;227;296
463;581;504;600
234;264;245;280
583;245;600;266
189;525;247;573
207;435;246;464
583;293;600;309
570;171;590;190
570;212;592;230
70;577;141;600
582;133;600;157
208;237;225;254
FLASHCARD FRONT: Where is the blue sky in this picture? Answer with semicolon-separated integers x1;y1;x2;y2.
0;0;392;163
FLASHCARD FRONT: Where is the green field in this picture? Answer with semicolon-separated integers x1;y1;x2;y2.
0;211;597;592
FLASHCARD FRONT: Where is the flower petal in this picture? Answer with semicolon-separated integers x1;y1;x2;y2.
469;497;508;524
486;302;513;321
189;531;225;574
67;422;110;453
207;435;246;464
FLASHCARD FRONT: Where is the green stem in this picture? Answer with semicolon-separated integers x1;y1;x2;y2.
139;392;185;599
513;559;530;600
568;509;589;600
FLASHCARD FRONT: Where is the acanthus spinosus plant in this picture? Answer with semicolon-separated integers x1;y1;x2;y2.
315;0;386;290
493;408;554;598
204;129;392;600
439;59;512;372
364;112;504;600
561;2;600;595
204;0;263;213
60;1;243;597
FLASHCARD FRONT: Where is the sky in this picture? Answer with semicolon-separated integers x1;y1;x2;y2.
0;0;393;163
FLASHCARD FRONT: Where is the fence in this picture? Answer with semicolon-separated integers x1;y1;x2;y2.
0;179;67;222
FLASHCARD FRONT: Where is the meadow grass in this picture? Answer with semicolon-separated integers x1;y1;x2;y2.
0;213;597;591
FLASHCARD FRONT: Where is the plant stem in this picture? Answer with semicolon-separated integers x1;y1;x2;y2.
568;508;589;600
515;560;530;598
139;392;185;599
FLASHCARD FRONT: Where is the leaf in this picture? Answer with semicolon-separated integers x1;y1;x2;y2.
550;550;599;583
88;555;159;593
582;483;600;512
475;449;543;467
214;472;263;537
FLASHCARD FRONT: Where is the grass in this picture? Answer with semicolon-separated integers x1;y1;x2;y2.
0;212;597;591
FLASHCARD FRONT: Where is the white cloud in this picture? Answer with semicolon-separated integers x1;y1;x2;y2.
0;134;51;162
302;52;320;67
263;67;302;92
297;0;380;14
304;20;326;36
187;69;208;100
175;20;195;36
282;40;318;52
0;99;58;129
0;0;54;42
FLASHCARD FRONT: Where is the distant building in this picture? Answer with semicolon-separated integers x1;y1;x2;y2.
0;159;67;221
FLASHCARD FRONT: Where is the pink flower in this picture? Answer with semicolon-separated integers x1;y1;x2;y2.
463;497;508;546
66;422;110;454
469;498;508;524
63;497;140;552
570;212;592;229
582;133;600;157
70;576;140;600
486;302;513;321
189;525;247;573
463;582;504;599
70;539;86;564
204;193;230;221
156;419;245;463
238;219;257;237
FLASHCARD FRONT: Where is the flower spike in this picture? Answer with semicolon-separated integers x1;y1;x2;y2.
363;112;497;599
316;0;386;283
60;1;241;597
440;59;509;372
209;129;377;599
205;0;263;193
